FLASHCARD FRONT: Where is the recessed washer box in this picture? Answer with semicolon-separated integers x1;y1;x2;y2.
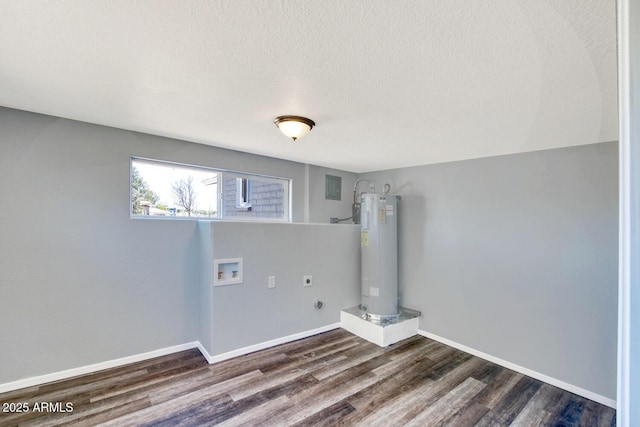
213;258;243;286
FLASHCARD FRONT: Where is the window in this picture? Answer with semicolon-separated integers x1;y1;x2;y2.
131;158;291;222
236;178;252;210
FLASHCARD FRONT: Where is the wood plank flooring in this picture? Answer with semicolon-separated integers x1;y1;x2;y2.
0;329;616;426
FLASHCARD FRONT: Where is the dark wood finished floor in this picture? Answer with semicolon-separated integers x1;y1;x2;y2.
0;329;615;426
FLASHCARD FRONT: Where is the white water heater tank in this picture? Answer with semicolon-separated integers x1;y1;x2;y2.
360;193;399;323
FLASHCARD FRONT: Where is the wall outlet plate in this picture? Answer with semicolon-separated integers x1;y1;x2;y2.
268;276;276;289
303;275;313;287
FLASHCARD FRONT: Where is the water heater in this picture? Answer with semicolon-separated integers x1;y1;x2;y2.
360;193;399;323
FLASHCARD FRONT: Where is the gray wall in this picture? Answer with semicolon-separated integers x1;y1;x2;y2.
0;107;353;385
0;105;619;402
362;141;619;399
308;165;359;224
199;222;360;356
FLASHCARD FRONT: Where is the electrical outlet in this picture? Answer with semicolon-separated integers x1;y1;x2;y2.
268;276;276;289
303;275;313;287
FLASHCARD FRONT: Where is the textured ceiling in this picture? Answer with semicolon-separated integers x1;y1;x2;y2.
0;0;618;173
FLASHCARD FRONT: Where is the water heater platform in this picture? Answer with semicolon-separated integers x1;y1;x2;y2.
340;306;421;347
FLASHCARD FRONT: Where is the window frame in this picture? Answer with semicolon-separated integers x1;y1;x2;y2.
130;157;292;223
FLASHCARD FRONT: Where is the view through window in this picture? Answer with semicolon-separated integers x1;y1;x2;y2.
131;158;290;221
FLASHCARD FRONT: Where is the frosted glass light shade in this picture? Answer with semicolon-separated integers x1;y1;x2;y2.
274;116;315;141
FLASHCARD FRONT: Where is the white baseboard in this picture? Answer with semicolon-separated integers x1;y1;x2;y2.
2;326;614;411
195;341;215;364
200;323;342;364
417;329;616;409
0;325;343;395
0;342;200;395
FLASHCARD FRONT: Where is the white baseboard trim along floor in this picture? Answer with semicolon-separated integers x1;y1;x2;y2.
417;329;616;409
0;323;615;411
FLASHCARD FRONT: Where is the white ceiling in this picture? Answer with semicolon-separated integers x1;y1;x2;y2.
0;0;618;173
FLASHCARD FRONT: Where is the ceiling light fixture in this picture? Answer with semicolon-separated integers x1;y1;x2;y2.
274;115;315;141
